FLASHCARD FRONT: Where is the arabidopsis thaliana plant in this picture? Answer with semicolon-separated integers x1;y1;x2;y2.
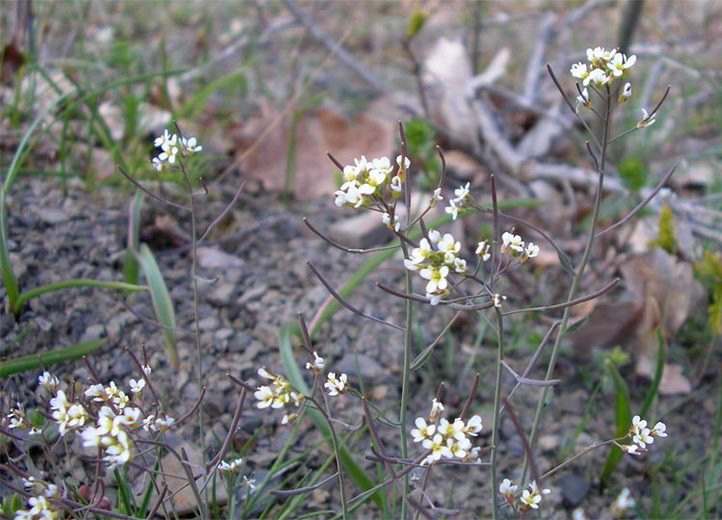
38;372;59;390
585;68;608;87
219;457;244;473
475;240;491;261
499;478;518;501
607;53;636;77
445;200;459;220
181;136;202;153
619;82;632;103
520;482;550;510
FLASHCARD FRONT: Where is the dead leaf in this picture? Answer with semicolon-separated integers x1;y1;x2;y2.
423;38;478;152
660;364;692;395
231;103;394;200
1;42;25;84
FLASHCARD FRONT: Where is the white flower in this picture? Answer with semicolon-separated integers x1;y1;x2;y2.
428;230;441;244
520;482;550;510
422;433;452;463
446;436;471;458
585;68;608;87
258;367;274;380
587;46;617;64
218;457;244;473
382;212;400;232
612;487;636;516
85;384;105;401
153;415;175;432
619;82;632;103
255;386;275;408
420;265;449;294
181;136;202;153
438;418;466;441
438;233;460;259
372;156;393;177
152;156;164;171
621;443;642;455
637;108;656;128
395;155;411;169
325;372;348;397
129;378;146;394
521;242;539;263
154;129;176;149
501;231;524;254
631;415;647;433
305;351;325;371
633;427;654;448
142;365;152;376
411;417;436;442
430;398;444;419
475;241;491;261
464;415;482;436
445;200;459;221
570;62;589;81
651;421;667;438
453;182;470;202
493;293;507;308
38;372;59;390
242;475;257;490
607;53;636;77
104;430;132;468
430;188;443;206
453;257;467;274
390;175;403;192
576;88;591;110
499;478;518;499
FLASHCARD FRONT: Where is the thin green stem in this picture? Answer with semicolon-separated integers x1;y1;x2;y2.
521;87;613;485
490;307;505;520
177;154;207;517
399;265;413;520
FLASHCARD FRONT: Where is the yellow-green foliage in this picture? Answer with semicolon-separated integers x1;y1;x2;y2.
695;251;722;334
406;10;428;39
651;205;677;254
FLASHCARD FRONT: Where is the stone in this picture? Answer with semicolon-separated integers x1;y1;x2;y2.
208;283;236;307
198;316;219;331
80;324;105;342
538;434;559;453
139;442;227;515
34;207;69;224
336;353;384;383
197;247;244;270
557;473;589;508
329;211;389;249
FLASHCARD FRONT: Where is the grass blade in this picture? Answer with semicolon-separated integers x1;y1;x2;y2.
136;243;178;366
123;190;145;285
640;328;666;417
13;279;147;315
601;363;632;485
0;339;106;377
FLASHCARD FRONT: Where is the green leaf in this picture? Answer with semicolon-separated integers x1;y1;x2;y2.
0;339;106;377
601;363;632;485
136;243;178;366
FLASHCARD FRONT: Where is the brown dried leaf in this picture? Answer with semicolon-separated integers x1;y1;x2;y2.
231;103;394;200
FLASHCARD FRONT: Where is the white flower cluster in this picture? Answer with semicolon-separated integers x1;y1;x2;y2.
36;369;173;470
218;456;244;473
499;478;551;511
14;477;60;520
501;231;539;263
570;46;636;90
151;128;202;171
409;399;483;466
404;229;467;305
334;155;408;208
621;415;667;455
254;367;304;424
444;183;471;221
324;372;348;397
305;351;325;372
